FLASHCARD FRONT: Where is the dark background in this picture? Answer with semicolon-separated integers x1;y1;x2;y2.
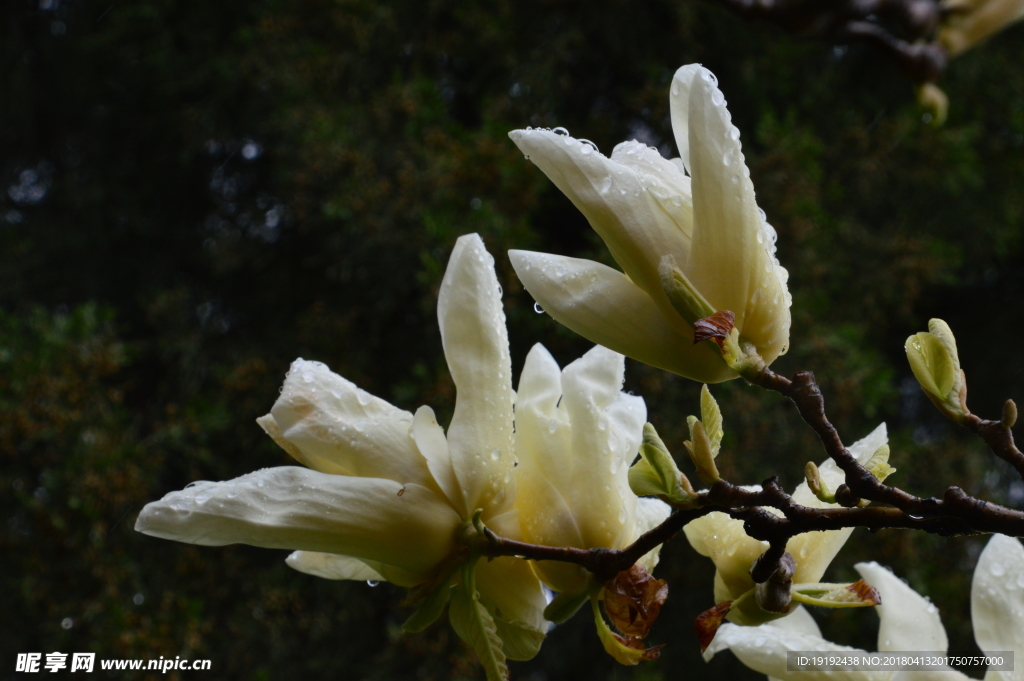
2;0;1023;679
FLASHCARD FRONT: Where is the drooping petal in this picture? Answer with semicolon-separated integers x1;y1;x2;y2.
684;489;769;602
508;128;691;326
438;234;516;519
135;467;461;577
633;497;672;573
561;346;646;550
264;359;434;488
705;623;881;681
854;561;948;653
686;67;790;363
509;250;733;383
285;551;423;588
668;63;702;173
971;534;1024;663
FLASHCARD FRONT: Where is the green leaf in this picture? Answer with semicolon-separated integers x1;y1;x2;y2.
401;560;461;633
493;616;545;661
700;385;723;458
448;562;509;681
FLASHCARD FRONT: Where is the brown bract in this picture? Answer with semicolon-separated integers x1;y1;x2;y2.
693;310;735;346
694;601;732;652
603;564;669;638
612;632;665;662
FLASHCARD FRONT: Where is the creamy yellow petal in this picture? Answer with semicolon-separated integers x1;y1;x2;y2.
266;359;433;487
438;234;516;519
134;467;461;576
476;556;549;636
508;128;690;327
686;67;790;363
411;405;464;516
854;561;948;653
684;503;768;602
633;497;672;573
509;250;733;383
561;345;646;549
705;623;881;681
668;63;702;173
514;343;583;551
972;534;1024;663
286;551;423;588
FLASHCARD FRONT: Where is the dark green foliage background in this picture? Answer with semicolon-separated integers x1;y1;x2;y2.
2;0;1022;679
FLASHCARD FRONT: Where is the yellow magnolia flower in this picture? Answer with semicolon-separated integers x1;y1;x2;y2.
684;424;888;624
135;234;548;666
508;63;791;383
940;0;1024;56
514;342;671;596
705;534;1024;681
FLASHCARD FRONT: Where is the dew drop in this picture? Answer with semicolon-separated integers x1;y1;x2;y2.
729;126;740;141
534;302;545;314
490;448;501;462
579;139;598;154
553;126;569;136
366;580;380;587
991;562;1007;577
599;176;613;194
711;90;725;106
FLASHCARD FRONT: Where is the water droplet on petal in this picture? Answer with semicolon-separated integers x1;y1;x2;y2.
553;126;569;136
534;302;544;314
366;580;380;587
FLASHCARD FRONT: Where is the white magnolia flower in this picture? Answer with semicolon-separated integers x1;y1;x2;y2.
940;0;1024;56
508;63;791;384
705;533;1024;681
514;342;671;595
685;424;888;623
135;234;550;658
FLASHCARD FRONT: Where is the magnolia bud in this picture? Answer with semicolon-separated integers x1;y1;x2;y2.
905;318;970;422
1003;399;1018;429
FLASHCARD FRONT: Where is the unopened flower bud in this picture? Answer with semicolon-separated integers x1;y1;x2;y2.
905;318;970;422
1003;399;1018;429
685;417;719;485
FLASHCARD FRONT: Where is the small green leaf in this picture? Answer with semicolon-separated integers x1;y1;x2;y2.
449;562;509;681
591;596;663;665
700;385;723;458
402;560;461;633
791;580;881;609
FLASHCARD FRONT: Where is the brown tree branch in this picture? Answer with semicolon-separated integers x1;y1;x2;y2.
479;365;1024;584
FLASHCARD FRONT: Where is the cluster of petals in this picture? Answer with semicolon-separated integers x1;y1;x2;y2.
705;533;1024;681
685;424;888;621
135;233;667;659
509;63;791;383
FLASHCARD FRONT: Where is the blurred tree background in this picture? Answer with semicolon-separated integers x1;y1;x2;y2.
2;0;1023;679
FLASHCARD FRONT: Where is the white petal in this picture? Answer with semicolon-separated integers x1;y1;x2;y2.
508;128;691;323
686;67;790;363
509;250;733;383
135;467;461;577
266;358;433;488
438;234;516;518
668;63;702;173
514;344;582;550
786;424;888;585
972;534;1024;662
766;606;822;638
610;140;694;241
854;561;948;653
411;405;464;516
705;622;882;681
633;497;672;573
286;551;422;588
286;551;382;581
561;345;645;549
684;501;768;602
